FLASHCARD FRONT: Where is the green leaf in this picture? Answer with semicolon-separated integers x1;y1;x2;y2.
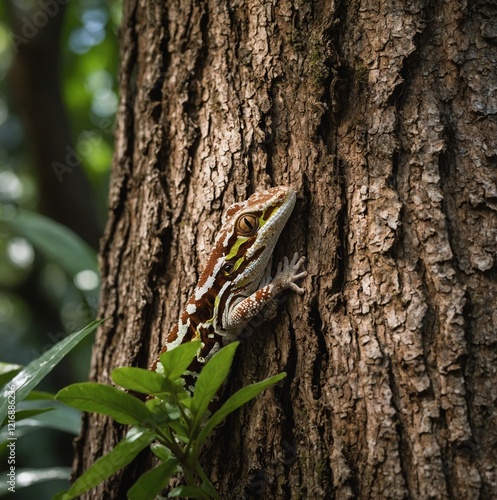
191;342;239;425
0;319;103;424
56;383;153;426
150;442;172;461
165;418;189;443
117;374;189;406
112;367;182;396
127;458;179;500
0;362;22;388
147;401;189;441
158;341;201;380
0;467;70;495
168;485;211;499
197;372;286;447
60;427;156;500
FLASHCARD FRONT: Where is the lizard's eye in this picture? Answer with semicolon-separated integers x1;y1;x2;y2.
223;262;235;275
236;214;259;236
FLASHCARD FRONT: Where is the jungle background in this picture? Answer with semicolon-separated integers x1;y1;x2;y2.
0;1;120;497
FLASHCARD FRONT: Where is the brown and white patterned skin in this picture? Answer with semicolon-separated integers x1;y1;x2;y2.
153;186;307;391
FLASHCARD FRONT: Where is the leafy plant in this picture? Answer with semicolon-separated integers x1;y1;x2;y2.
0;320;103;424
0;320;104;496
55;341;286;499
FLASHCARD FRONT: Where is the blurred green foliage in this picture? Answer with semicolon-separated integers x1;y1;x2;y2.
0;0;120;360
61;0;121;185
0;0;121;497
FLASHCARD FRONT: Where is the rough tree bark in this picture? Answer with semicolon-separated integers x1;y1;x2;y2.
74;0;497;498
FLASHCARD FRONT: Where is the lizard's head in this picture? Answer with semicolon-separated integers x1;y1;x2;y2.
197;186;297;296
216;186;296;292
181;185;298;338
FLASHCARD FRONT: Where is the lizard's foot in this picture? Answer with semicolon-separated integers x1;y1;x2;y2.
273;252;308;295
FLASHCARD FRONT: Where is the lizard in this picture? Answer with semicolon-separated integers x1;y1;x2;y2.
152;185;307;392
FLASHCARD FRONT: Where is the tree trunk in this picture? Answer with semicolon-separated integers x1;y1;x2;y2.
74;0;497;498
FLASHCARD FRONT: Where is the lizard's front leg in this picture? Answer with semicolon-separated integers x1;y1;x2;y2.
222;253;307;332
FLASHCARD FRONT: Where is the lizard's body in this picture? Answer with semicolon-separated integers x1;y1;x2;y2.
153;186;307;389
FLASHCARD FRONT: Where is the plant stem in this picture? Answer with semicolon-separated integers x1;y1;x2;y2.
193;455;220;500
